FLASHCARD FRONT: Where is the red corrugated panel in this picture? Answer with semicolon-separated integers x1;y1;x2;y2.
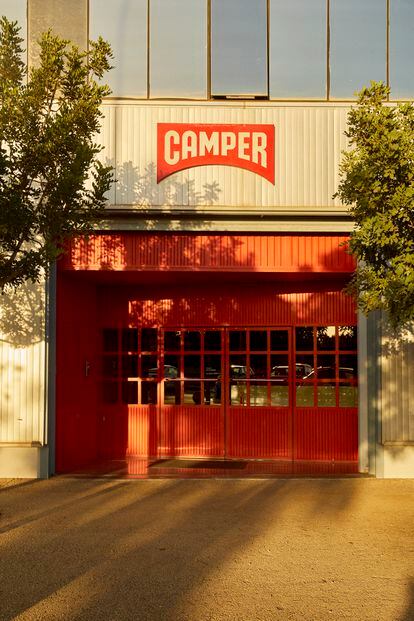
159;406;224;458
227;408;291;459
294;408;358;461
60;234;355;273
126;406;158;457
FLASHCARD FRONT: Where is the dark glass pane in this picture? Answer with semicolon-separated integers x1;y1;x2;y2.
204;331;222;351
211;0;268;96
339;326;358;350
295;327;314;351
270;330;289;351
250;330;267;351
122;381;138;404
142;355;158;378
164;355;180;378
204;380;218;405
270;354;289;381
121;329;138;352
184;331;201;351
317;354;336;379
339;355;358;380
103;329;118;352
295;354;314;379
330;0;386;98
164;331;181;351
141;328;158;352
102;382;118;404
121;355;138;377
184;380;201;404
102;356;118;377
142;382;158;405
250;354;267;379
317;326;336;350
204;354;221;379
184;355;201;378
230;355;248;378
164;381;181;405
390;1;414;98
229;331;246;351
270;0;326;99
339;383;358;407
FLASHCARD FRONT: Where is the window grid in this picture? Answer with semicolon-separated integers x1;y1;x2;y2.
88;0;413;102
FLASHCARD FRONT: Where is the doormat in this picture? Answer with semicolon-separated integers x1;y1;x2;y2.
149;459;248;470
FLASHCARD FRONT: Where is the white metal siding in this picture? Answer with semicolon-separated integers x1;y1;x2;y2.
0;282;46;445
381;328;414;443
99;102;350;211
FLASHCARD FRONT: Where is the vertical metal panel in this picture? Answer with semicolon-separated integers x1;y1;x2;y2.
227;407;291;459
98;102;350;210
159;406;224;458
294;408;358;461
0;282;46;444
381;327;414;442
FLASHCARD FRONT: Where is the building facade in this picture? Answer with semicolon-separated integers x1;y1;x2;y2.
0;0;413;478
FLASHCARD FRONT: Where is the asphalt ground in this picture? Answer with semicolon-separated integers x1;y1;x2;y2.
0;477;413;621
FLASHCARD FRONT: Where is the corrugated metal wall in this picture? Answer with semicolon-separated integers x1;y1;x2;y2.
98;102;350;211
0;281;46;444
381;326;414;443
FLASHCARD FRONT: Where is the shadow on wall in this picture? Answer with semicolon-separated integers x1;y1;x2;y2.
113;160;221;208
0;280;45;347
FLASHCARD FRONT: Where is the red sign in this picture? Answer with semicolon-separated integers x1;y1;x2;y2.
157;123;275;184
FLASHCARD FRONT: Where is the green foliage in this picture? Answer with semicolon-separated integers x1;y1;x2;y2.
336;82;414;330
0;17;113;289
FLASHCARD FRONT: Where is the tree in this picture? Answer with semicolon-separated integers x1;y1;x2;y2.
0;17;113;290
336;82;414;330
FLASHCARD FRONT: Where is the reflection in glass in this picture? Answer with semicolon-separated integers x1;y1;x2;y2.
142;355;158;378
122;381;138;404
339;383;358;408
122;329;138;352
250;354;267;379
339;355;358;379
296;327;314;351
339;326;357;350
250;331;267;352
164;381;181;405
230;381;247;406
122;355;138;377
229;331;246;352
317;326;336;350
317;385;336;407
390;1;414;99
142;382;157;405
296;384;314;407
150;0;207;98
271;354;289;381
103;329;118;352
230;355;248;378
102;382;118;404
164;355;180;377
205;331;222;351
330;0;386;98
250;381;268;406
184;331;201;351
271;385;289;407
271;330;289;351
295;354;314;376
164;331;181;351
204;355;221;379
184;380;200;404
211;0;268;96
270;0;326;98
90;0;147;97
317;355;336;379
142;329;157;352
